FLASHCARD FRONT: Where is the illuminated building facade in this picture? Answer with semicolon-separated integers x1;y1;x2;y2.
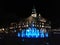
16;7;50;38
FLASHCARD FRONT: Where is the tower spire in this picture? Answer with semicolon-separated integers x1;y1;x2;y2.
31;5;37;17
32;5;36;13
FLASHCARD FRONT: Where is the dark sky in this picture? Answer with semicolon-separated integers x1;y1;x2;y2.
0;0;57;28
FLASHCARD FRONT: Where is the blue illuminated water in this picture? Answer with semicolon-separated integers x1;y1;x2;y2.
17;27;48;38
17;32;20;37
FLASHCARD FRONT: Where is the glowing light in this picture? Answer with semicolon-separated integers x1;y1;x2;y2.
39;14;41;16
42;25;44;27
21;30;25;37
14;30;16;32
45;32;48;37
40;25;41;27
18;26;21;28
26;30;31;37
31;14;37;17
40;32;44;38
39;30;44;38
2;28;5;31
17;32;20;37
9;27;14;29
42;23;44;25
26;24;28;27
32;24;34;27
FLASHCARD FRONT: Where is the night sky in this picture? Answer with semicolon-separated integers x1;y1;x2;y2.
0;0;57;28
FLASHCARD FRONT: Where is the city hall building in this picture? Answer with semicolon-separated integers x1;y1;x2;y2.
8;6;51;38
